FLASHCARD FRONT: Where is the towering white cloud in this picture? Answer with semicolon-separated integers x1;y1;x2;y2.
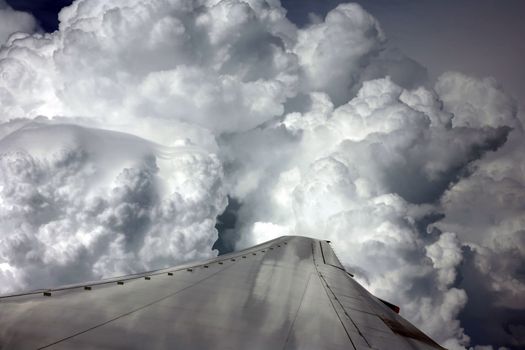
0;120;226;292
293;3;384;105
224;76;510;348
0;0;299;137
0;1;522;349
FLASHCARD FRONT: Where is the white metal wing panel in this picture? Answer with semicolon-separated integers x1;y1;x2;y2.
0;236;443;350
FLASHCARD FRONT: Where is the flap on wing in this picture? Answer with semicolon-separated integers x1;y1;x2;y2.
378;297;401;314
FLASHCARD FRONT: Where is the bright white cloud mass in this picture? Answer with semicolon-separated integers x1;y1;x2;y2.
0;0;523;349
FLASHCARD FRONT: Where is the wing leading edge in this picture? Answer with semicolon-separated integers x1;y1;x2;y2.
0;236;443;349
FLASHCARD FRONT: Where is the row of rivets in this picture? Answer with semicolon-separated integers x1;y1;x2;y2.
40;241;289;297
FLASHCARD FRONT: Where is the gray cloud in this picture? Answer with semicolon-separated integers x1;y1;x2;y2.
0;0;37;45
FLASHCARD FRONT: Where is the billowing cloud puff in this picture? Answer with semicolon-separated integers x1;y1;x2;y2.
0;0;300;136
0;1;37;45
0;0;523;349
223;77;511;348
0;120;226;292
432;74;524;347
435;72;520;129
293;3;384;105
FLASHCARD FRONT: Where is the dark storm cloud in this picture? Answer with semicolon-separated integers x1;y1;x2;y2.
457;246;525;348
213;196;242;255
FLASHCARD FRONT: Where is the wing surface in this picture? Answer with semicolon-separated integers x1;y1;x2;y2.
0;236;443;349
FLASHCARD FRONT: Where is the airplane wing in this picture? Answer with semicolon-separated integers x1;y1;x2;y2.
0;236;444;349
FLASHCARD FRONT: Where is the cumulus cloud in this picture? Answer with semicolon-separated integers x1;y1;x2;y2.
223;75;513;348
0;0;523;349
432;73;525;348
0;0;299;136
436;72;520;130
293;2;384;105
0;0;37;45
0;120;226;292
